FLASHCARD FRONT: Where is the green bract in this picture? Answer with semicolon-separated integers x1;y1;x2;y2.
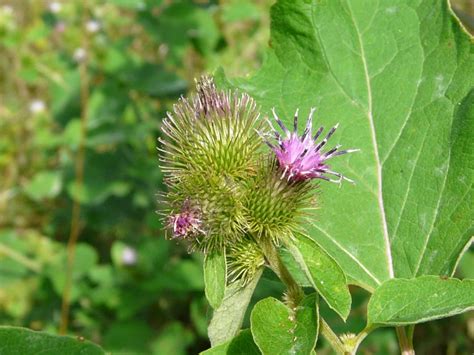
243;159;317;246
227;238;265;285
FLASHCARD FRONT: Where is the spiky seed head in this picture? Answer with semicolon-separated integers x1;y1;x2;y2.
266;108;358;183
159;76;264;182
227;237;265;285
166;174;246;253
242;159;317;246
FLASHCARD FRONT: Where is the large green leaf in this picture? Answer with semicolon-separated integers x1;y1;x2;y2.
288;235;351;320
221;0;474;291
204;252;227;309
250;294;319;355
0;326;105;354
367;276;474;325
208;269;262;346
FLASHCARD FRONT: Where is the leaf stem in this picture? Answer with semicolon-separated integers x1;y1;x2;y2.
319;318;346;354
262;242;345;354
407;324;415;346
396;327;415;355
262;242;304;304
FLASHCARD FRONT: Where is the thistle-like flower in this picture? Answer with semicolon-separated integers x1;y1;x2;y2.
265;108;358;183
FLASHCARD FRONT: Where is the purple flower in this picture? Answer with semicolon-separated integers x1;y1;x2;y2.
265;108;358;183
168;200;202;239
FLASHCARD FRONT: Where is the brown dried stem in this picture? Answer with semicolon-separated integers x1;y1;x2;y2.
59;2;90;335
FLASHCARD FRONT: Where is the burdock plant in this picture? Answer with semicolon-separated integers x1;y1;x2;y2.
158;76;357;352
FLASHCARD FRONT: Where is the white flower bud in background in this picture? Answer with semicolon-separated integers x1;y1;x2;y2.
1;6;16;32
1;5;13;16
29;100;46;114
158;44;169;59
86;20;101;33
121;246;137;266
73;47;87;63
48;2;62;14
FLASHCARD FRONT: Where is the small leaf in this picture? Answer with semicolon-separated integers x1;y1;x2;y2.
150;322;195;355
288;235;351;320
24;171;62;201
201;329;260;355
0;326;105;354
251;294;319;355
107;0;145;9
67;180;131;205
47;243;98;301
208;269;262;346
222;1;260;23
204;252;227;309
279;248;312;287
103;321;153;353
368;276;474;326
62;119;82;149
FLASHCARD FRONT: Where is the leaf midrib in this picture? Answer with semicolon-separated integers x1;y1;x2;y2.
345;0;394;278
310;222;381;288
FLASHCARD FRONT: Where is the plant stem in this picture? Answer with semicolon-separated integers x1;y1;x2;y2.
262;242;304;304
407;324;415;347
396;327;415;355
345;325;377;354
59;1;90;335
319;318;346;354
262;242;345;354
0;242;41;273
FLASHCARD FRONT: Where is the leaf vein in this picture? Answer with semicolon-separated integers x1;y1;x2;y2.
310;222;381;286
413;150;451;275
390;128;430;244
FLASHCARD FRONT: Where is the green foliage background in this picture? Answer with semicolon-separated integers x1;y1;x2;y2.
0;0;472;353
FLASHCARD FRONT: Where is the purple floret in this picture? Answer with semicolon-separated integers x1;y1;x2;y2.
265;108;358;183
168;200;202;239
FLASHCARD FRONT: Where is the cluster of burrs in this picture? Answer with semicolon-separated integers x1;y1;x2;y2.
158;76;357;283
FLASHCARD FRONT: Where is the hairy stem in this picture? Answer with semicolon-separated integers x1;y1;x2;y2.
396;327;415;355
319;318;346;354
262;242;345;354
262;242;304;305
345;325;378;354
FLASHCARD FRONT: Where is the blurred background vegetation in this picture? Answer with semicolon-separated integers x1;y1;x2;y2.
0;1;472;354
